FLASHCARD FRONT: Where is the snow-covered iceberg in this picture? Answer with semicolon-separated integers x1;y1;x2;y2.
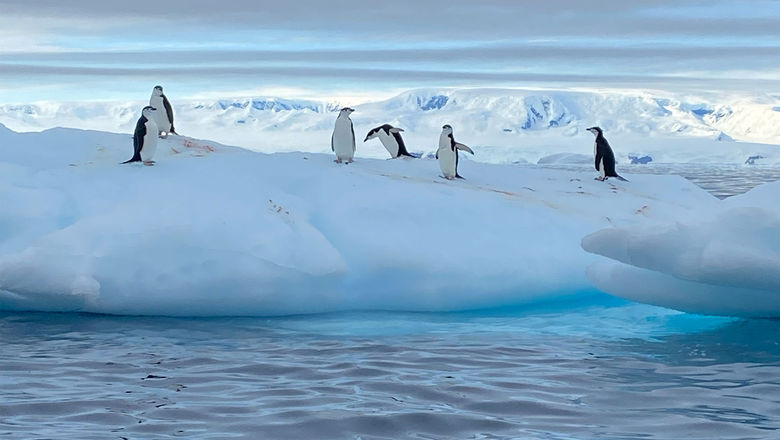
583;180;780;318
0;124;723;316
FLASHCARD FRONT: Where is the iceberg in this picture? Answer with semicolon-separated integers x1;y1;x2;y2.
583;180;780;318
0;124;720;316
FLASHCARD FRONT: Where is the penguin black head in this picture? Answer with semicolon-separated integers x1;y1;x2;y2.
339;107;355;114
587;126;603;136
442;124;453;134
154;85;163;91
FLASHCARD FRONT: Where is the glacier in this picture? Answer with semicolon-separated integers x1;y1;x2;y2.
1;123;740;317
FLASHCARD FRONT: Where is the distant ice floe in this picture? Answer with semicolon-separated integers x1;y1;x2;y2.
537;153;592;165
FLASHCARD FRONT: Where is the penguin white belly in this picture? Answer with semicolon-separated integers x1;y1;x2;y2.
332;119;354;160
438;147;457;178
150;96;171;133
140;120;159;162
377;130;399;157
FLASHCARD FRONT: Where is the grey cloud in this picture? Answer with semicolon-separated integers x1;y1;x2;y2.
5;45;780;65
3;62;779;91
2;0;779;40
1;0;778;100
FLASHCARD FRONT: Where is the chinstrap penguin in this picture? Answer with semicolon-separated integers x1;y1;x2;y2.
587;126;627;181
149;85;176;138
364;124;414;158
332;107;356;163
122;106;159;166
436;124;474;179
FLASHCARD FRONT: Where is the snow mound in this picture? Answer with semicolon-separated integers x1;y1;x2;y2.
537;153;592;165
0;125;718;316
583;181;780;317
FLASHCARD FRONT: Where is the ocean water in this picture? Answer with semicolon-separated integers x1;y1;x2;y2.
537;163;780;199
2;166;779;440
1;304;779;440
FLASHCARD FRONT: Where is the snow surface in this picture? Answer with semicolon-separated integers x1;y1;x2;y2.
583;181;780;318
0;124;724;317
2;88;779;165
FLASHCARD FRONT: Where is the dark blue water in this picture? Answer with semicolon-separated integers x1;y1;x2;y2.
1;303;779;440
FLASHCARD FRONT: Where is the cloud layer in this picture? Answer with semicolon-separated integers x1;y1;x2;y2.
1;1;779;102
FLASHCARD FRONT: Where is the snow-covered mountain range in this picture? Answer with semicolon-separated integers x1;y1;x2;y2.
2;88;779;163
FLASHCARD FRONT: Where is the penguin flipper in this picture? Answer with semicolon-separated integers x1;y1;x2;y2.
594;150;604;172
124;123;144;164
455;143;474;155
350;121;356;153
331;132;335;152
163;95;175;131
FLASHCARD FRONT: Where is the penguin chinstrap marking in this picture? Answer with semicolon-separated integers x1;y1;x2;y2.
364;124;414;159
122;106;159;166
150;85;176;138
331;107;356;164
587;126;628;182
436;124;474;180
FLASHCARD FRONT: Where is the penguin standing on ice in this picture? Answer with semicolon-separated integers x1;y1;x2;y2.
436;124;474;179
149;85;176;137
122;106;158;165
587;126;628;181
332;107;356;163
364;124;414;158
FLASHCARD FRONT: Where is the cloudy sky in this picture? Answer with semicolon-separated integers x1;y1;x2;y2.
1;0;779;103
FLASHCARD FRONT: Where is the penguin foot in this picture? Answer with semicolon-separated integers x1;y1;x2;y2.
348;158;354;163
143;160;155;166
595;176;606;181
334;159;343;164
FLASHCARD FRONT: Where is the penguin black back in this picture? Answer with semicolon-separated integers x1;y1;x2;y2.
587;126;628;181
162;94;176;134
121;114;147;164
